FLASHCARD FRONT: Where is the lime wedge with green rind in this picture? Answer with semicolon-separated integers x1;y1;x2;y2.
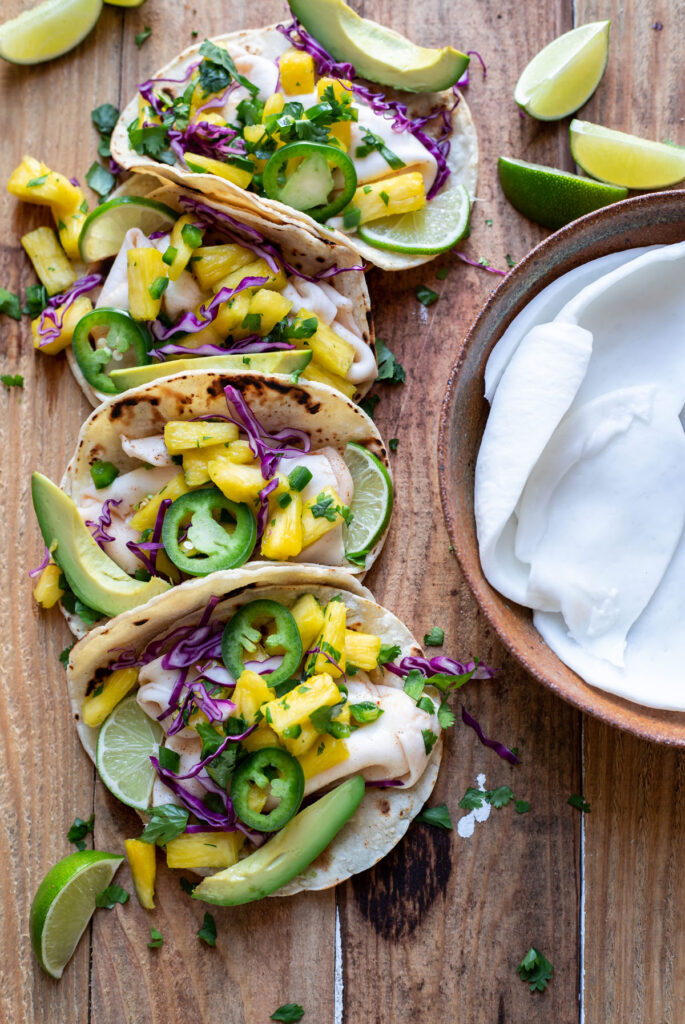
79;196;178;263
570;120;685;189
0;0;102;65
358;183;470;255
498;156;628;230
30;851;124;978
95;694;163;810
343;442;393;562
514;21;610;120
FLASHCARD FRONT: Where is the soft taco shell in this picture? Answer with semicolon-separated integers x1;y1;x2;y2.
66;563;442;893
111;25;478;272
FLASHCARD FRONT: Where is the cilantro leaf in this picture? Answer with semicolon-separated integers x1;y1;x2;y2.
416;285;438;307
270;1005;305;1023
416;803;452;830
359;394;380;419
416;695;435;714
389;437;399;451
435;266;449;280
199;39;258;98
309;493;350;525
459;787;487;811
568;793;591;813
140;804;189;845
437;701;455;729
506;253;516;269
355;128;405;170
158;745;181;773
403;669;425;702
67;813;94;851
375;338;405;385
515;800;531;815
197;911;217;947
423;626;444;647
127;120;173;161
91;103;120;135
1;373;23;389
488;785;514;809
378;644;401;664
196;721;238;788
349;701;383;724
148;927;164;948
135;26;152;49
0;288;21;321
180;876;198;895
309;702;350;739
59;643;75;667
422;728;438;755
517;947;553;993
22;283;48;317
95;884;129;909
85;161;115;199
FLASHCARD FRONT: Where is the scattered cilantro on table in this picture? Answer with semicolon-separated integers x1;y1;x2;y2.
567;793;591;813
1;374;23;389
517;947;553;993
67;813;94;851
198;912;217;947
0;288;21;321
416;803;452;830
95;884;129;909
375;338;405;384
140;804;189;845
148;927;164;949
270;1004;305;1022
416;284;438;307
135;26;152;49
424;627;444;647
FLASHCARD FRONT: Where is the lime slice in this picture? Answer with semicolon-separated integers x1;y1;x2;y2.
0;0;102;65
30;851;123;978
570;120;685;188
96;694;163;810
357;183;470;255
498;156;628;230
514;21;610;120
79;196;177;263
109;350;313;391
342;442;393;562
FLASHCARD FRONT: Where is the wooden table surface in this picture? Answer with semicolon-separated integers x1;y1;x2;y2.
1;1;683;1021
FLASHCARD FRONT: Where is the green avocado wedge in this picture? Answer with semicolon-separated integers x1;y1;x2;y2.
287;0;469;92
31;472;171;618
109;349;313;392
193;775;365;905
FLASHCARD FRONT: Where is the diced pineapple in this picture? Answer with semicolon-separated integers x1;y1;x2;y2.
247;289;293;336
225;439;256;464
264;673;342;744
262;92;285;121
213;292;252;337
32;295;92;356
300;363;357;399
298;735;349;780
7;155;82;211
243;124;267;146
292;307;355;377
129;471;191;532
208;458;267;504
261;492;303;560
192;244;256;291
232;670;275;724
127;247;167;320
290;593;325;653
164;419;238;455
137;94;161;125
33;561;64;608
166;214;203;282
21;227;76;296
280;721;320;757
311;600;347;677
182;441;234;486
166;831;243;870
241;724;282;752
124;838;156;910
81;668;139;728
213;257;286;296
53;188;88;260
198;112;227;128
351;172;426;225
184;152;254;191
344;630;381;671
279;48;315;94
301;485;346;550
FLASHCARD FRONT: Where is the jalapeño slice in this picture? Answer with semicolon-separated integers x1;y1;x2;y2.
72;308;150;394
221;599;302;689
161;488;256;576
231;747;305;832
262;141;357;222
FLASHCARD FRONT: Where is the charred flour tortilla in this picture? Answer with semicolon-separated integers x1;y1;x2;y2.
66;564;442;893
110;25;478;272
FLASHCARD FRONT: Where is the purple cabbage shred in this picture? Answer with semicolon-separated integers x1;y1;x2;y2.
85;498;121;548
461;706;520;765
38;274;103;345
29;546;51;579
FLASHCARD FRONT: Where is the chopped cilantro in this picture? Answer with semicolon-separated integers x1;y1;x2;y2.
515;800;531;814
416;695;435;714
0;288;21;321
22;283;48;317
91;103;120;135
277;492;292;509
67;813;94;851
488;785;514;808
140;803;189;845
180;876;198;895
505;254;516;269
85;161;115;198
195;721;237;788
27;174;48;188
422;729;438;755
435;267;449;280
378;644;401;664
416;803;452;830
349;701;383;724
309;702;350;739
423;627;444;646
95;884;129;909
127;120;173;162
416;285;438;307
197;911;217;947
379;190;390;206
458;784;515;810
135;26;152;49
59;643;75;667
342;205;362;230
375;338;405;384
403;669;425;702
517;947;553;993
389;437;399;451
241;312;262;333
567;793;591;813
1;374;23;389
359;393;380;419
148;927;164;949
148;276;169;300
199;39;258;98
485;218;493;226
270;1004;305;1023
478;257;491;268
355;128;405;170
310;492;351;525
437;701;455;729
158;746;181;773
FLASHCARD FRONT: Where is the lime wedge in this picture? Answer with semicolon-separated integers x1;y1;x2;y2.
514;21;610;120
343;442;393;562
357;183;470;255
498;156;627;230
570;120;685;188
109;350;313;391
0;0;102;65
96;694;163;810
30;851;123;978
79;196;178;263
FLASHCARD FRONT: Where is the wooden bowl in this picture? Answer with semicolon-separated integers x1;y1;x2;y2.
438;191;685;746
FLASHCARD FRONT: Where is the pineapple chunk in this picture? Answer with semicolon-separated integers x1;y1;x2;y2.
192;244;256;291
261;492;303;560
33;561;64;608
53;189;88;260
301;485;346;550
351;172;426;225
166;831;243;870
21;227;76;296
264;673;342;746
7;155;81;211
293;307;355;377
262;92;285;120
279;48;315;94
213;257;286;296
241;724;282;752
127;247;167;320
208;458;267;504
129;471;191;532
290;593;325;653
300;363;357;399
184;152;254;191
182;441;234;486
344;630;381;671
32;295;92;356
166;214;203;282
224;439;256;464
311;600;347;677
124;839;156;910
81;668;139;728
232;670;275;724
247;289;293;336
243;124;267;146
198;112;227;128
213;292;252;337
164;419;238;455
298;735;349;781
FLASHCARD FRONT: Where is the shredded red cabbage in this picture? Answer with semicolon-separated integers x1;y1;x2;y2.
126;498;171;578
306;646;347;682
455;253;507;276
150;277;268;342
29;546;51;578
150;755;242;830
457;50;487;88
138;61;201;119
384;654;495;681
461;706;520;765
242;655;284;674
38;273;103;345
223;384;311;479
197;662;235;687
168;121;246;168
85;498;121;548
256;477;279;541
195;81;239;118
365;779;404;788
167;676;236;735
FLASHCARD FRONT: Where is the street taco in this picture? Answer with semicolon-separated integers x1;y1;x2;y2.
110;21;478;271
65;564;445;901
31;371;392;637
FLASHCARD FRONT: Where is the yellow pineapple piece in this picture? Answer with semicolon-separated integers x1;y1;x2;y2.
261;491;303;560
243;124;267;146
164;419;238;455
7;155;81;211
344;630;381;671
166;214;203;282
279;49;315;94
81;668;139;729
184;152;254;190
292;307;355;377
32;295;92;356
262;92;285;120
182;441;234;486
166;831;243;870
21;227;76;296
290;593;325;653
137;94;161;125
224;439;256;464
198;112;227;128
232;670;275;724
247;289;293;336
264;673;342;746
213;257;286;296
300;362;357;399
208;458;267;504
53;188;88;260
33;561;64;608
351;172;426;225
213;292;252;337
311;600;347;677
241;724;282;752
124;839;156;910
127;247;167;320
129;471;191;532
301;485;346;550
298;735;349;780
192;244;256;291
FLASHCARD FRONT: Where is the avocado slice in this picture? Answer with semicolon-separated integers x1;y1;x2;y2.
31;473;171;619
109;349;313;392
193;775;365;905
288;0;469;92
